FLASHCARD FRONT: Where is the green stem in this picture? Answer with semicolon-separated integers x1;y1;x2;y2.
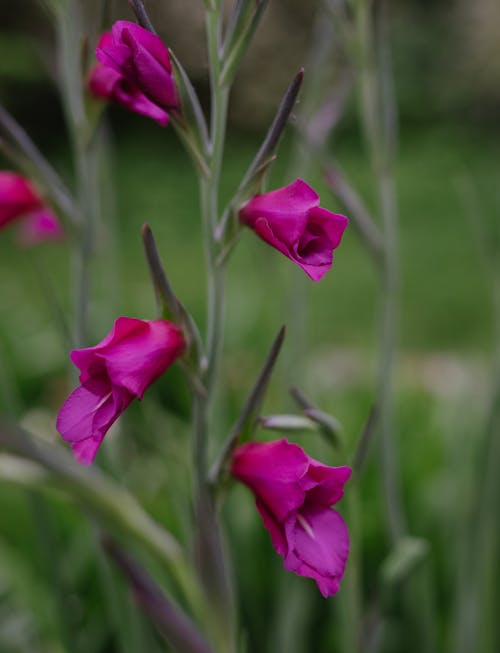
338;487;362;653
55;1;97;350
194;4;229;490
377;171;405;541
72;141;94;348
356;0;406;544
190;5;234;652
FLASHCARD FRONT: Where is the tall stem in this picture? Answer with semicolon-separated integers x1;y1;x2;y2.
191;4;234;652
56;1;98;350
205;8;230;396
72;139;96;348
357;0;406;543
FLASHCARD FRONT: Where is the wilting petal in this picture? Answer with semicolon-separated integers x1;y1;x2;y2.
284;505;349;598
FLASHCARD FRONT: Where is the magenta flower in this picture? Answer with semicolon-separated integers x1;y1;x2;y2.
0;172;43;229
231;438;351;597
239;179;348;281
0;172;64;245
16;208;64;246
89;21;179;126
56;317;185;465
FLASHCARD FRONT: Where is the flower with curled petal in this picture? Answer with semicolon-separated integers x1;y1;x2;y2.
57;317;185;465
231;438;351;597
239;179;348;281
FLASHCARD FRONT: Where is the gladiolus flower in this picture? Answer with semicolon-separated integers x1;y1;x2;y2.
231;438;351;597
89;21;179;126
0;172;64;244
56;317;185;465
0;172;43;229
239;179;348;281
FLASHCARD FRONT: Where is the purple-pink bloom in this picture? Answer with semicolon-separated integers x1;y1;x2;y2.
89;21;179;126
16;208;64;246
231;438;351;597
239;179;348;281
56;317;185;465
0;172;43;229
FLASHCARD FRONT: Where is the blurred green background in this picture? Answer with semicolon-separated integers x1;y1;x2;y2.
1;1;499;652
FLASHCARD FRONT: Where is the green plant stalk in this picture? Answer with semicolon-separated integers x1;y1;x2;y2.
287;5;364;649
338;485;362;653
190;4;235;652
356;4;439;650
356;0;406;544
55;0;96;350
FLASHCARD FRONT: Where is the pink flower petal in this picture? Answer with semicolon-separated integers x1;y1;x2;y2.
231;438;352;596
16;208;64;246
71;317;146;382
56;383;114;443
239;178;348;281
97;43;132;74
130;42;179;109
0;172;42;228
57;317;185;464
113;21;171;72
91;20;176;125
256;498;288;557
284;506;349;598
71;437;105;466
302;461;352;506
308;207;349;250
103;320;185;398
231;439;309;521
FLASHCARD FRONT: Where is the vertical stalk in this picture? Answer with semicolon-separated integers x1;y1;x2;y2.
72;138;97;348
56;0;97;349
356;0;406;543
204;6;230;397
191;3;234;652
194;0;230;490
338;486;362;653
356;4;437;651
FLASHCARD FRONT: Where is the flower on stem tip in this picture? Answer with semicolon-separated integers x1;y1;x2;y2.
239;178;348;281
89;21;179;126
0;172;63;244
56;317;186;465
231;438;351;597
